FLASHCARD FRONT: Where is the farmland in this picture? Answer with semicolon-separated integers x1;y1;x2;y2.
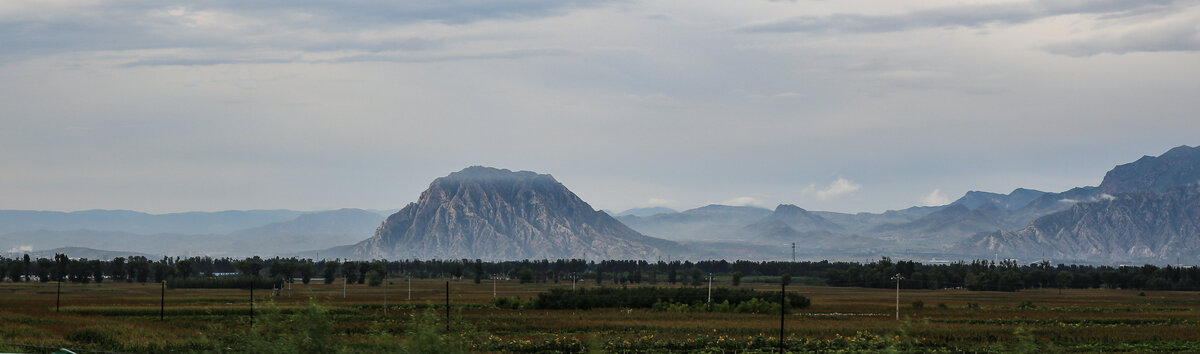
1;279;1199;353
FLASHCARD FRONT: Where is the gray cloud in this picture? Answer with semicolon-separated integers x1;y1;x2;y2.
1042;20;1200;56
0;0;610;62
738;0;1175;34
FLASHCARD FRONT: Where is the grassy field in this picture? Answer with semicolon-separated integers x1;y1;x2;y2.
1;279;1199;352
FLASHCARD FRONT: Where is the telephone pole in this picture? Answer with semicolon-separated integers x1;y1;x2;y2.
707;273;712;303
792;243;796;263
891;273;904;320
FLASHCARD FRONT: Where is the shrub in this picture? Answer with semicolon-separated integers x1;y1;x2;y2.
536;286;809;310
1017;300;1037;310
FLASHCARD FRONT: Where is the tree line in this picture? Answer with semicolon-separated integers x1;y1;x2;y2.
1;254;1197;291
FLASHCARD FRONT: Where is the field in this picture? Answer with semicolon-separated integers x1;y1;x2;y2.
1;279;1199;353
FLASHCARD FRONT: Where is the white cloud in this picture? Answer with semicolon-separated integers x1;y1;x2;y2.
639;197;676;208
803;178;862;200
922;189;951;206
7;245;33;253
718;196;766;207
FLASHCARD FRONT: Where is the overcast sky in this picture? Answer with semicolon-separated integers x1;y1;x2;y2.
2;0;1198;214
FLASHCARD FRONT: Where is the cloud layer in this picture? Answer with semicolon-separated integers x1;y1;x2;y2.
1;0;1198;214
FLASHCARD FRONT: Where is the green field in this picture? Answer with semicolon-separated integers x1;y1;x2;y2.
1;279;1198;353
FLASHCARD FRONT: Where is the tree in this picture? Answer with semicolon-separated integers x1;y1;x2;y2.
450;263;464;280
1056;271;1073;295
595;267;604;285
689;268;703;286
517;267;534;284
732;271;743;286
322;261;338;284
366;263;387;287
89;260;104;283
781;273;792;286
357;262;371;284
236;259;263;277
175;259;194;279
299;262;313;284
342;262;359;284
473;259;484;284
111;257;127;281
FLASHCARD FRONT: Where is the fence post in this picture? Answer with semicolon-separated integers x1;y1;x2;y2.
160;281;165;321
56;281;61;312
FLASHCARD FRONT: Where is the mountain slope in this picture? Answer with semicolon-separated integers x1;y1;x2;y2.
346;167;686;260
616;205;772;241
1100;145;1200;194
868;203;1009;247
952;188;1046;210
962;184;1200;262
0;209;303;235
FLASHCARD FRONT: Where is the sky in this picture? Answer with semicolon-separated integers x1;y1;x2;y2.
2;0;1199;214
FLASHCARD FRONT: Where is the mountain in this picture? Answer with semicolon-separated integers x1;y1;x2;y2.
952;188;1046;210
612;207;677;217
749;204;843;232
0;209;303;235
344;167;686;260
962;184;1200;263
0;209;386;258
869;203;1009;247
616;204;773;241
811;206;944;235
230;208;384;252
1099;145;1200;194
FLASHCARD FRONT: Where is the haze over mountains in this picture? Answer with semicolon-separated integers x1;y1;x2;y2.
2;145;1197;264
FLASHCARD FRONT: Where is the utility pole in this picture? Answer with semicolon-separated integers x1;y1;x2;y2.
779;282;785;353
891;273;905;320
160;280;165;321
383;278;388;315
56;281;61;312
493;276;497;299
408;277;412;300
707;273;712;303
572;272;576;291
792;242;796;263
343;277;347;299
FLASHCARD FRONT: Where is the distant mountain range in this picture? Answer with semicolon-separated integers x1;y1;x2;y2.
0;209;386;258
3;145;1197;264
335;167;685;260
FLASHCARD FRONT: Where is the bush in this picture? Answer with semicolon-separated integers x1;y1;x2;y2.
965;302;981;309
1017;300;1037;310
535;286;809;310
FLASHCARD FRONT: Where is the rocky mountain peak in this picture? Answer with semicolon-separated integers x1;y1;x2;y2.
346;166;685;260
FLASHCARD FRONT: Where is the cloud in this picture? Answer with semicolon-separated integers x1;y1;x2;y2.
0;1;610;62
718;196;766;207
922;189;951;206
738;0;1174;34
1041;18;1200;56
803;178;861;200
7;245;32;254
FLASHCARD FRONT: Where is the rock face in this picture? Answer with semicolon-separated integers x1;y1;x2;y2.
962;184;1200;262
349;167;685;260
1100;145;1200;194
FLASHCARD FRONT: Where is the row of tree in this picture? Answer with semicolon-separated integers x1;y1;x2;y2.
2;254;1198;291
